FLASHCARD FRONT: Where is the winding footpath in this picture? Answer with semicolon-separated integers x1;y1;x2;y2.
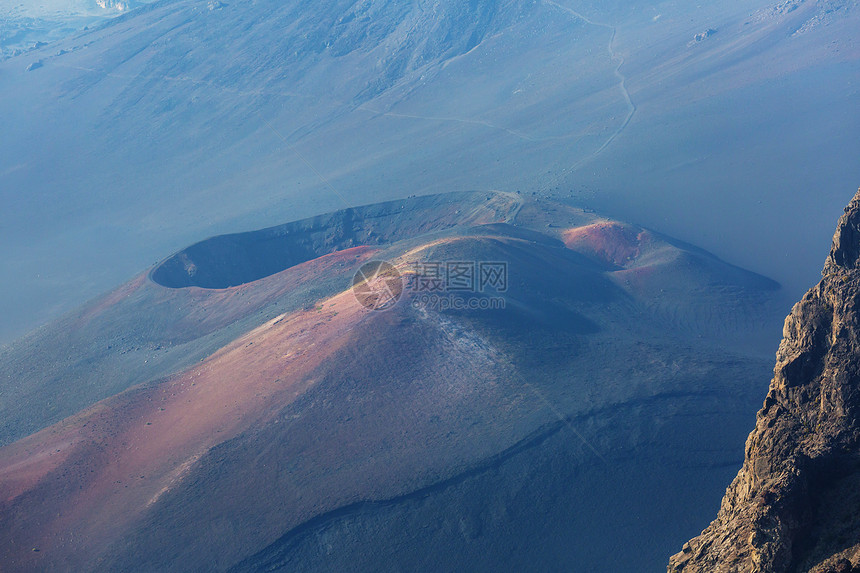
544;0;637;169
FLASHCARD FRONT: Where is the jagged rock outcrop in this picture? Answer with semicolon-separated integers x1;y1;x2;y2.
670;188;860;573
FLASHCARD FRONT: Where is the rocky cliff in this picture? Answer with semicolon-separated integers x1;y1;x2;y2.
670;188;860;573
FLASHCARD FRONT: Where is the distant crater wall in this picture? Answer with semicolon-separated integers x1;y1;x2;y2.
150;229;332;289
150;192;517;289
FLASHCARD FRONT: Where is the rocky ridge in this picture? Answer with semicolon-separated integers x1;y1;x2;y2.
670;188;860;572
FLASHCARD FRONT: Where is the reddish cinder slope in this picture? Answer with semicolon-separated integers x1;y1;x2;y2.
0;192;528;569
0;282;374;569
562;222;655;267
0;191;520;453
0;233;538;570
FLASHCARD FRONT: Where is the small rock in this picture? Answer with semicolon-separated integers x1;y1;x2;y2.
694;29;717;42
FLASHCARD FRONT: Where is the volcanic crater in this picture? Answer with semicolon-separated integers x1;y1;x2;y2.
150;193;521;289
0;191;787;572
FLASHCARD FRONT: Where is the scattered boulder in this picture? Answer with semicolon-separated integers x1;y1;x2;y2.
694;28;717;42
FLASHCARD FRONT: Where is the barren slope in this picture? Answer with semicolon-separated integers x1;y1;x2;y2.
0;192;783;571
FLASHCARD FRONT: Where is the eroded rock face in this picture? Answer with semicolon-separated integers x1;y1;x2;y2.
670;188;860;573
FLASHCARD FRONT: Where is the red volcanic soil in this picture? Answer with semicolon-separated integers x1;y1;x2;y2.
0;191;523;461
562;222;653;267
0;193;528;567
0;258;379;570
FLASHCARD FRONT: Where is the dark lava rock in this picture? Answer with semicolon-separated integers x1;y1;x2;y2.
670;188;860;572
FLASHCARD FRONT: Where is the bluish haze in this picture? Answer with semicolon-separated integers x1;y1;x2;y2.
1;0;857;344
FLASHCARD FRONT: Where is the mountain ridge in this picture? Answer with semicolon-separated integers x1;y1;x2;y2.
670;187;860;572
